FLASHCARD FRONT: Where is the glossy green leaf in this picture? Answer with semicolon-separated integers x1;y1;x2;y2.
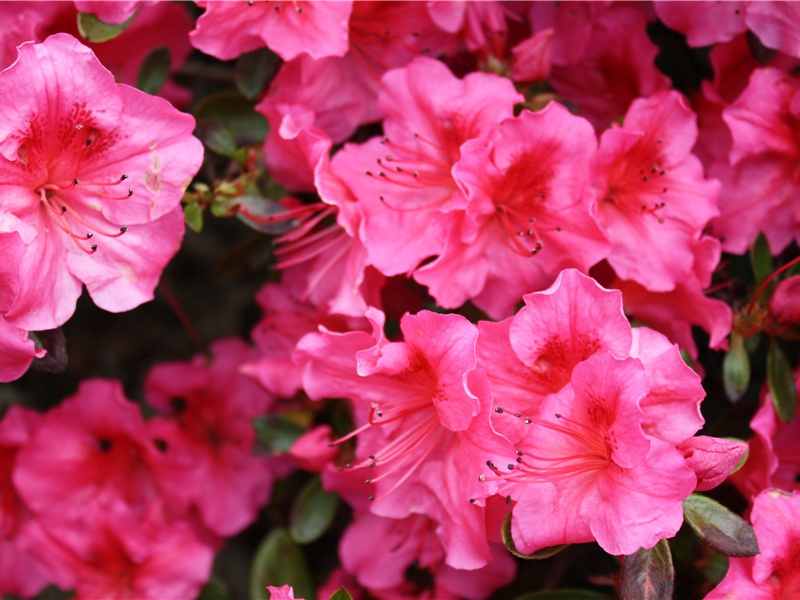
136;46;171;95
723;332;750;402
194;92;269;144
327;588;354;600
513;591;607;600
249;529;315;600
77;11;137;43
236;48;281;99
196;120;237;157
749;231;773;284
289;477;339;544
501;513;567;559
620;539;674;600
683;494;759;557
768;340;798;423
254;415;306;453
184;203;203;233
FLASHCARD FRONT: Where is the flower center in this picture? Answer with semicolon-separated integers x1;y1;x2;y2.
485;409;609;484
32;123;132;255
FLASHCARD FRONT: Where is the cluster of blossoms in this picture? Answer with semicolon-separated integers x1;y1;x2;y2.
1;1;800;599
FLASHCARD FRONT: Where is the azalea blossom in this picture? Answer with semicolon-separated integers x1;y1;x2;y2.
592;90;720;292
498;352;697;556
418;102;608;318
145;338;278;536
190;0;353;61
297;308;517;568
0;34;202;333
706;489;799;599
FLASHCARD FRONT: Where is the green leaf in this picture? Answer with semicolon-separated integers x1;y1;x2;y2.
136;46;171;95
289;477;339;544
501;513;567;559
683;494;759;557
254;415;307;453
194;92;269;145
196;120;237;157
620;539;674;600
77;11;137;43
512;591;608;600
249;529;315;600
768;340;798;423
723;332;750;402
750;231;773;283
327;588;354;600
198;578;232;600
236;48;281;99
184;203;204;233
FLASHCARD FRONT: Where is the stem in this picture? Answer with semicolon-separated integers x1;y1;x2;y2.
157;280;208;354
747;254;800;313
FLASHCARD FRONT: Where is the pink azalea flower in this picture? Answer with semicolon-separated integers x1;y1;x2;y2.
476;269;629;445
0;34;202;332
732;371;800;499
500;352;697;556
0;406;49;598
653;1;747;47
706;489;800;599
12;379;169;523
712;67;800;254
243;281;368;398
145;338;278;536
22;501;214;600
418;102;609;318
592;90;720;292
655;1;800;59
477;269;705;446
548;5;671;132
297;308;517;568
334;56;521;280
190;1;353;62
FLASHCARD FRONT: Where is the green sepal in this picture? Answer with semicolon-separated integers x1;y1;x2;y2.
77;11;137;43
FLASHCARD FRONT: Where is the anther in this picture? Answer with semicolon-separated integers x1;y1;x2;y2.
507;464;515;470
486;460;495;468
120;174;129;181
516;450;524;456
86;233;93;239
506;495;512;505
478;474;485;482
73;178;80;185
119;226;127;233
495;407;504;413
365;478;371;484
469;498;476;504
